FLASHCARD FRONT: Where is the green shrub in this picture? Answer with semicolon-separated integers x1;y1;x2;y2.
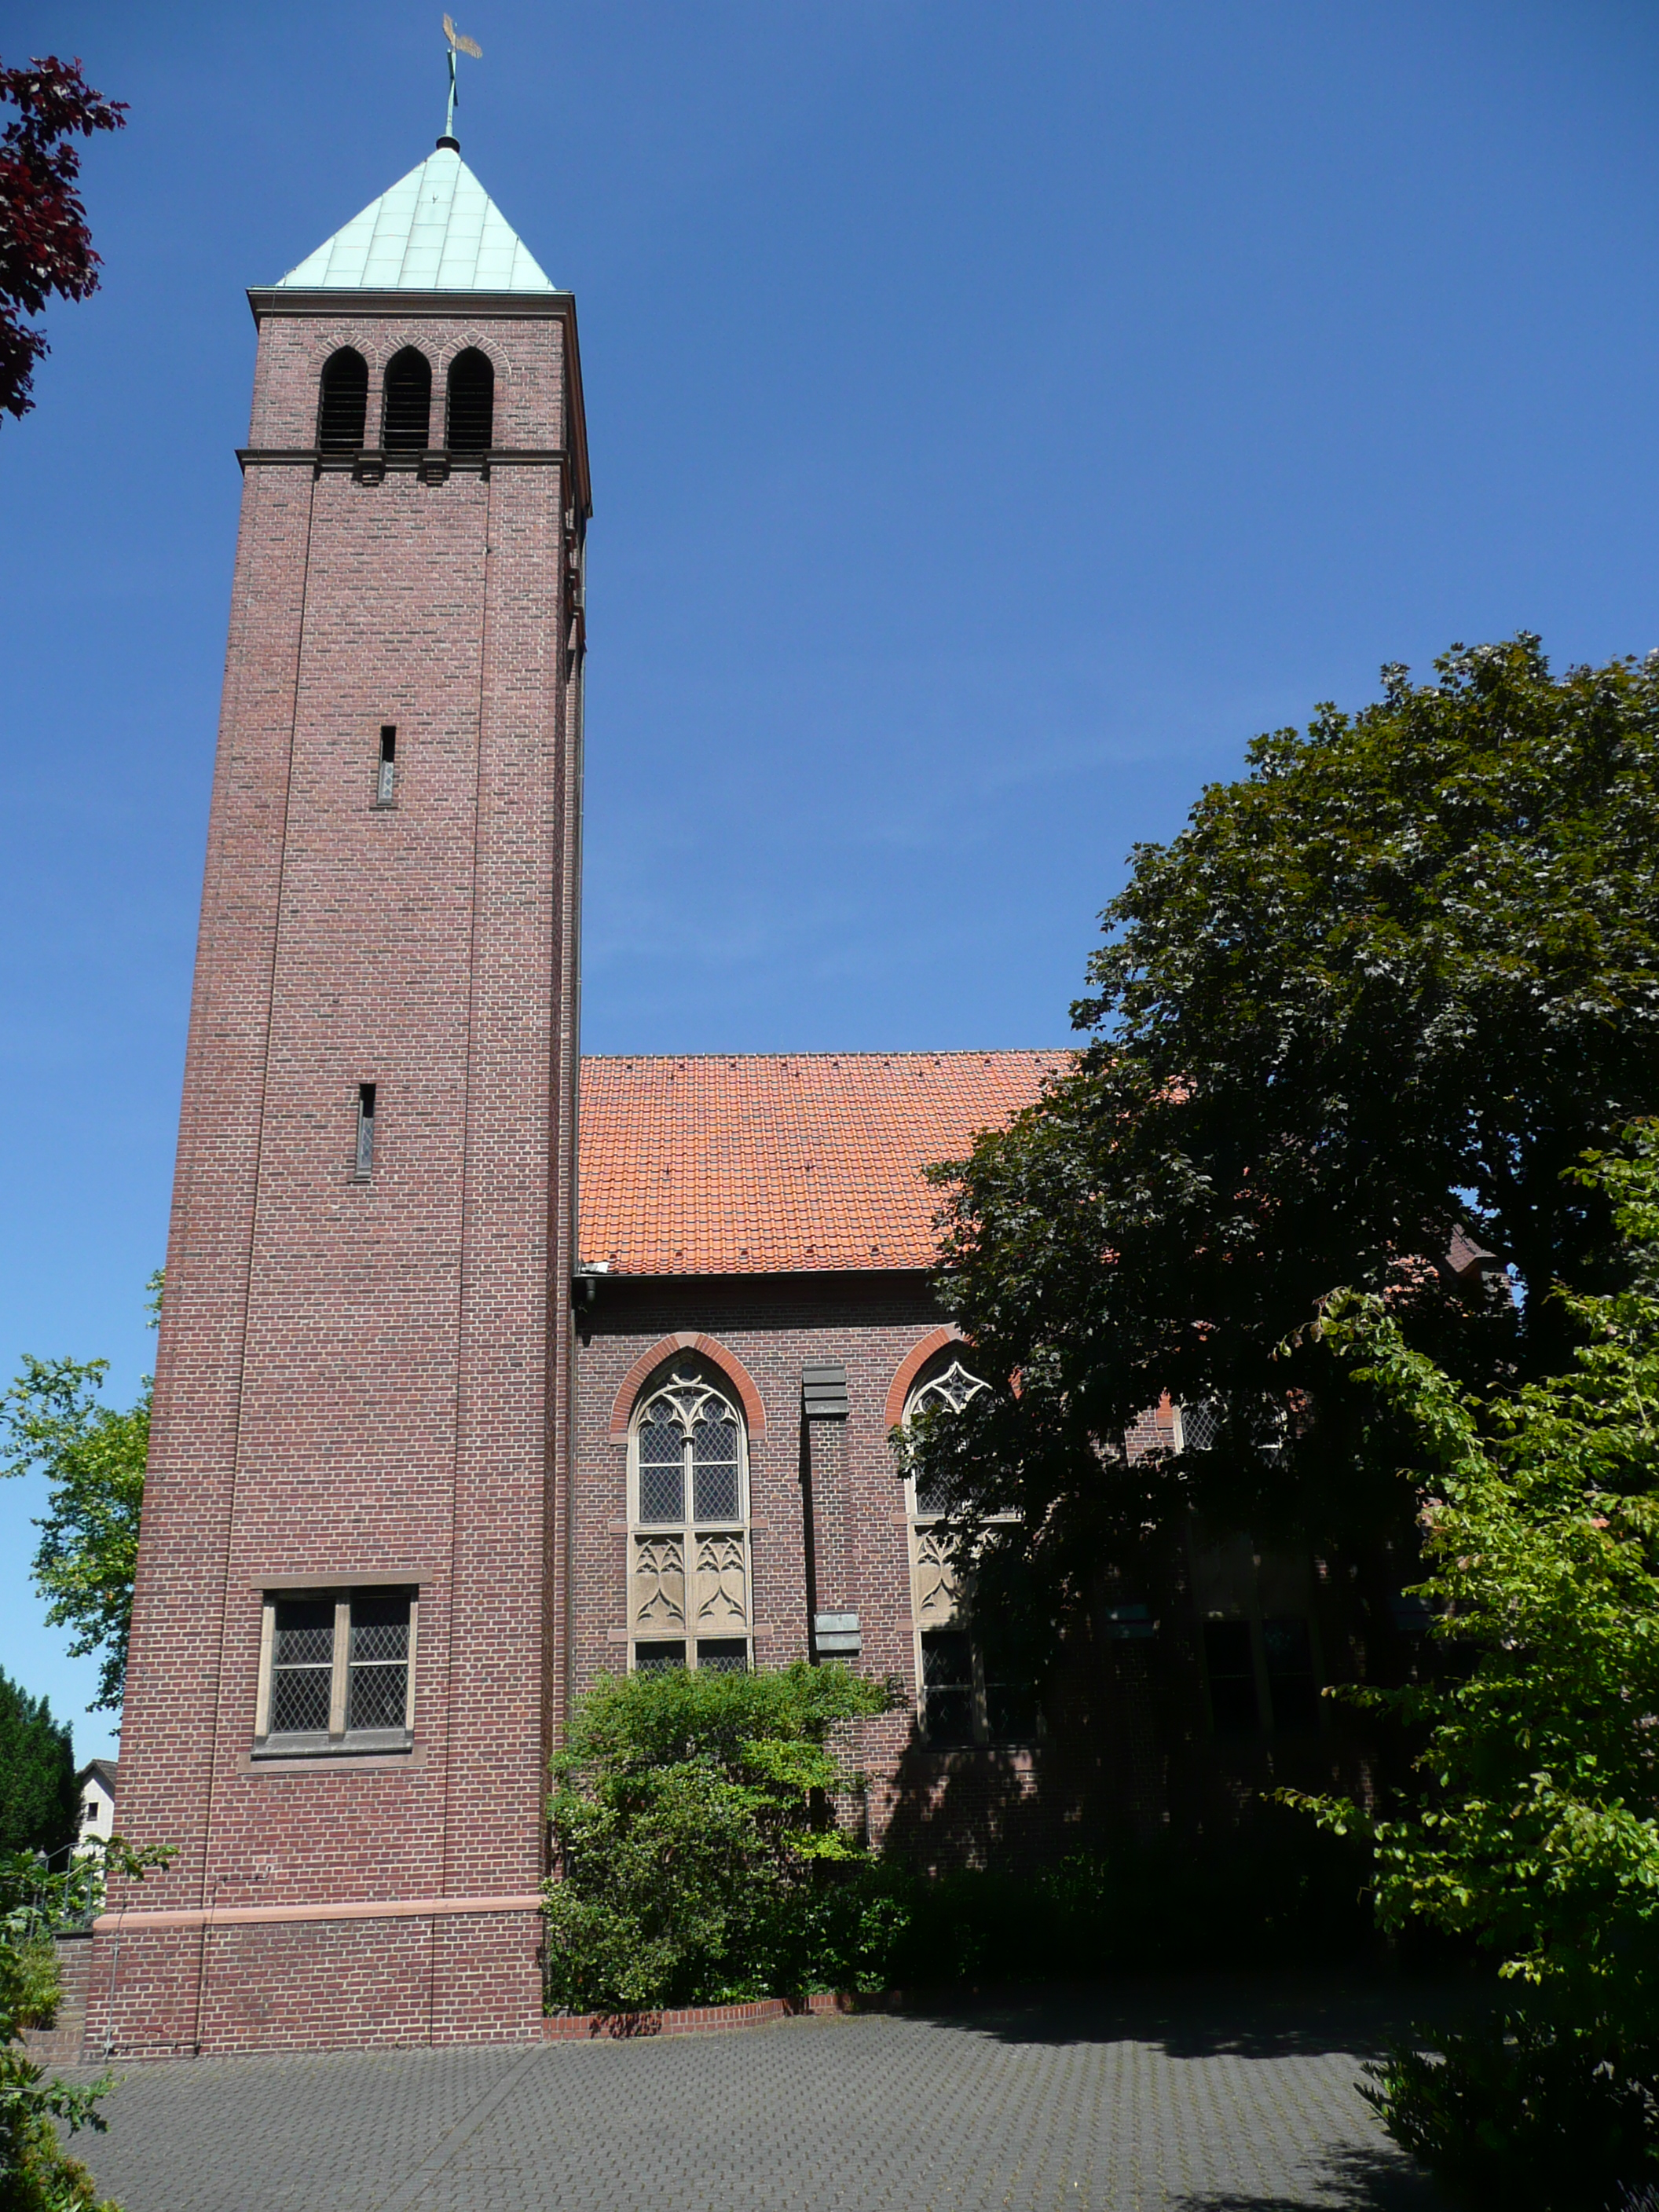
1366;2016;1659;2212
544;1656;1379;2013
0;1841;164;2212
1286;1127;1659;2207
544;1661;895;2012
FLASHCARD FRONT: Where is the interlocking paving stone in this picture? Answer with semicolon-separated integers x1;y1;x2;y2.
57;1980;1448;2211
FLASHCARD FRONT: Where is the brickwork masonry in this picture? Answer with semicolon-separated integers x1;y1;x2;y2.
94;280;586;2056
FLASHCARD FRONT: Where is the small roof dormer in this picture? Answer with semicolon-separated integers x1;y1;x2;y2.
277;144;555;293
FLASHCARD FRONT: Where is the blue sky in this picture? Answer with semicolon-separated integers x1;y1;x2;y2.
5;0;1659;1760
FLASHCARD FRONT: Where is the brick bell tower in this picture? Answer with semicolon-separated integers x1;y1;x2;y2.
90;138;589;2053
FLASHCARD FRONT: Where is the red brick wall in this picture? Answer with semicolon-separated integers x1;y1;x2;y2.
570;1274;1153;1864
86;1910;542;2057
570;1278;1373;1870
97;289;583;2053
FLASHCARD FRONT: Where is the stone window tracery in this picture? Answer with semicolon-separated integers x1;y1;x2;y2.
901;1353;1035;1746
628;1363;751;1674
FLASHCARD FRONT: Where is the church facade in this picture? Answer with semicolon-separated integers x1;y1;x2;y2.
92;146;1358;2056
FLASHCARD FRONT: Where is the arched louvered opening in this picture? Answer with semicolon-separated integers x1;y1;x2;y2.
382;348;432;451
317;348;368;451
445;348;494;452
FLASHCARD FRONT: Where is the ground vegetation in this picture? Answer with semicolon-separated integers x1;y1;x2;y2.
0;1840;163;2210
544;1661;897;2012
1287;1127;1659;2209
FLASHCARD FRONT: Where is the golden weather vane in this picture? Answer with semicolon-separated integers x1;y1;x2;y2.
442;15;483;142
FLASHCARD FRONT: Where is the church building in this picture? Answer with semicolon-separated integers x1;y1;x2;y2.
92;141;1347;2056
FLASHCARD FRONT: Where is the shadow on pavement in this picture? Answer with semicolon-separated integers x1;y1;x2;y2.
884;1972;1483;2062
1171;2142;1446;2210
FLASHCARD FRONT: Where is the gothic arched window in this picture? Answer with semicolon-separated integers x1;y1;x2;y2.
906;1357;986;1515
628;1362;750;1675
445;348;494;451
900;1352;1035;1747
317;347;368;451
383;347;432;451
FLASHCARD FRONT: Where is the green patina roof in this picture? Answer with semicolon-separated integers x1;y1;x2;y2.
278;145;555;292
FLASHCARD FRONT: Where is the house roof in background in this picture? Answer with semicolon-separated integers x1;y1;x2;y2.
578;1051;1067;1277
277;145;555;291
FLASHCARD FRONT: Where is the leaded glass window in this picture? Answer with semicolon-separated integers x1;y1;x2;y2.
346;1592;412;1731
628;1364;751;1675
256;1588;416;1756
1198;1613;1322;1740
907;1358;987;1515
269;1599;333;1735
920;1629;975;1746
901;1351;1036;1745
637;1407;683;1522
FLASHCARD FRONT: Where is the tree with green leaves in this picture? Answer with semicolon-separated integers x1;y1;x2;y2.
0;1671;76;1859
1285;1126;1659;2209
544;1661;897;2012
909;637;1659;1614
0;1277;157;1712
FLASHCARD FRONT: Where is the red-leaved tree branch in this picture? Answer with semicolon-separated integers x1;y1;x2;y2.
0;54;126;421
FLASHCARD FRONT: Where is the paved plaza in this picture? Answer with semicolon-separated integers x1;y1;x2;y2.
62;1980;1447;2212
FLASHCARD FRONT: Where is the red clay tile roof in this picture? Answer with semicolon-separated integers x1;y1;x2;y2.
578;1051;1068;1276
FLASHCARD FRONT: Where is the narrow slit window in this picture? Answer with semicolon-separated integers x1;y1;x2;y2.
376;726;397;805
355;1083;376;1178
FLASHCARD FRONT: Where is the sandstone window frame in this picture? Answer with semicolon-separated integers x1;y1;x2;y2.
627;1359;753;1675
901;1353;1035;1747
253;1585;417;1760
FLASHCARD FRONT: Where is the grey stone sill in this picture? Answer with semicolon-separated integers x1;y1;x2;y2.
250;1730;412;1762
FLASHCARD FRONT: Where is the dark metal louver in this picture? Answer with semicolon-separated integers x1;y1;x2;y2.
383;348;432;451
802;1361;849;1418
445;348;494;452
317;348;368;450
813;1610;861;1659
